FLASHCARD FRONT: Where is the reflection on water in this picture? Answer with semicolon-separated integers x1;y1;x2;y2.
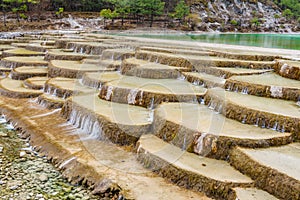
132;34;300;50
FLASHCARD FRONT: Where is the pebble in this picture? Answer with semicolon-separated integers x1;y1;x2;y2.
39;174;48;182
19;151;26;157
0;123;100;200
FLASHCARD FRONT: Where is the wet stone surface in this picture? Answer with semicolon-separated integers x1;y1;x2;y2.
0;123;101;200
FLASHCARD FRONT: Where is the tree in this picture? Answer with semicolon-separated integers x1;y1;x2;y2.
173;0;189;23
140;0;165;27
283;9;293;19
100;8;118;26
114;0;130;26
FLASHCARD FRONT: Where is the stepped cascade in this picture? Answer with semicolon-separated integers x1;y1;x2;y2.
0;33;298;200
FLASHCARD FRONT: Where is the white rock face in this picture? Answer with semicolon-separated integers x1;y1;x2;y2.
270;86;283;98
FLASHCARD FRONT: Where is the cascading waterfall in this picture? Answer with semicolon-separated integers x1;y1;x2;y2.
105;86;114;100
139;91;144;105
177;74;186;81
127;89;139;104
68;109;103;139
241;87;248;94
194;132;208;155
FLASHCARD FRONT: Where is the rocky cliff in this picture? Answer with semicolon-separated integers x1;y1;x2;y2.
187;0;299;32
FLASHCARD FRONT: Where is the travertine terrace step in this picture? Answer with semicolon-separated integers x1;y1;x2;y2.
121;58;189;79
0;56;48;68
0;67;12;75
101;48;135;60
187;55;275;70
139;46;215;57
54;38;92;48
37;93;65;109
229;188;279;200
205;88;300;137
82;58;121;69
65;42;121;55
99;75;207;107
2;48;45;57
26;43;57;52
44;49;99;61
137;134;253;199
153;103;292;159
183;72;226;88
48;60;115;78
11;42;30;48
225;73;300;101
11;66;48;80
0;97;210;200
44;77;95;99
81;72;122;88
230;144;300;200
136;50;194;69
136;50;275;70
274;60;300;80
0;44;15;51
23;76;49;90
197;66;273;78
0;78;43;98
214;49;281;61
62;93;151;145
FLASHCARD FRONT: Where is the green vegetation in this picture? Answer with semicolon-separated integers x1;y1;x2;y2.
274;0;300;20
230;19;238;26
172;0;190;23
55;7;64;18
0;0;298;30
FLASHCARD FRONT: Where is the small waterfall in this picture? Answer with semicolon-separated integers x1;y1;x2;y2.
177;74;186;81
0;115;7;124
68;109;103;139
127;89;139;104
46;87;52;94
79;47;84;54
234;86;239;92
139;91;144;105
192;80;200;86
199;97;205;105
110;52;115;60
241;115;247;124
241;87;248;95
52;88;57;97
280;63;289;73
272;121;278;131
148;97;155;110
105;86;114;100
226;83;234;91
194;132;207;154
255;118;259;127
62;93;68;99
67;14;83;29
10;63;16;69
147;110;154;122
182;133;187;151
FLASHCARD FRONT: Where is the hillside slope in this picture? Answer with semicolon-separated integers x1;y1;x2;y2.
188;0;299;32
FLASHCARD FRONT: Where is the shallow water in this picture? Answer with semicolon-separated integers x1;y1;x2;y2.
129;33;300;50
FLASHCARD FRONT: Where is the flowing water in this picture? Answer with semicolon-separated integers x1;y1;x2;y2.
128;33;300;50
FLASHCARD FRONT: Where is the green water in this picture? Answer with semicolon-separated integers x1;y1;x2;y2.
131;33;300;50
